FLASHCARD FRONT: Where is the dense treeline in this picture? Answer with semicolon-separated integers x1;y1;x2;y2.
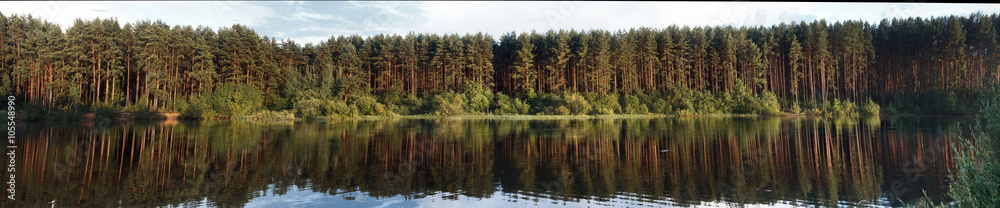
2;12;997;118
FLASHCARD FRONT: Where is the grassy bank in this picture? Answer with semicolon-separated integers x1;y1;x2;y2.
13;80;888;121
170;80;878;121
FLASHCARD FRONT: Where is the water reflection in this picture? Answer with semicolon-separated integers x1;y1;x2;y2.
2;116;969;207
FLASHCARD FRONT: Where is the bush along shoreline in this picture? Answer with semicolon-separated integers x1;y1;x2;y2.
13;80;891;122
945;85;1000;207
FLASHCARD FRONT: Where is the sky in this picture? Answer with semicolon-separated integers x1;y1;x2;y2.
2;1;1000;45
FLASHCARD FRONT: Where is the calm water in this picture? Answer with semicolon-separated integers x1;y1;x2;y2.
1;116;973;207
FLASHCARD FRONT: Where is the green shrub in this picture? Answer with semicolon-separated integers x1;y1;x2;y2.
674;108;695;117
650;98;671;114
401;95;428;115
562;92;592;115
266;93;290;111
860;99;880;115
380;89;405;106
466;93;491;113
493;93;529;115
353;96;394;116
588;93;621;115
293;98;325;118
949;85;1000;207
621;94;649;114
181;96;217;119
527;93;558;114
757;91;781;115
18;109;45;121
827;98;857;115
374;103;395;116
323;100;358;118
432;92;466;116
125;99;149;112
789;102;801;114
94;106;119;120
353;96;378;115
677;97;694;112
693;92;721;114
173;98;189;113
595;107;615;115
807;108;823;116
463;83;495;114
210;83;265;117
250;110;295;120
555;105;571;115
887;95;916;114
728;86;779;115
927;91;966;114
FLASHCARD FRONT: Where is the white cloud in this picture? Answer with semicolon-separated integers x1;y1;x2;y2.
0;1;274;31
295;36;334;45
291;7;334;22
418;2;820;37
4;1;1000;45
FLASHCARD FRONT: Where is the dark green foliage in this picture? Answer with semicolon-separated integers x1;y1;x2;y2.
949;85;1000;207
790;102;802;114
555;105;571;115
562;92;592;115
860;99;880;115
293;98;325;118
884;91;967;115
691;91;724;114
621;94;649;114
387;95;426;115
730;79;755;114
266;93;291;111
923;91;967;114
725;79;781;115
829;98;856;115
525;92;593;115
432;92;466;116
802;98;866;116
249;110;295;120
210;83;265;118
492;93;529;115
353;96;393;116
324;100;358;118
527;93;559;114
883;96;913;115
756;91;782;115
94;106;119;121
180;96;216;119
15;104;47;121
586;92;621;115
467;93;492;113
463;83;494;113
650;98;671;114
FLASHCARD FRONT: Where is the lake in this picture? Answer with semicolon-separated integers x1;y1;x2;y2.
1;116;973;207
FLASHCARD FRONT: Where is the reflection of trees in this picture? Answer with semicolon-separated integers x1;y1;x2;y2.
7;116;962;207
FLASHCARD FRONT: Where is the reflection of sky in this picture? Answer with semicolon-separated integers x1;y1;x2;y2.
236;184;821;208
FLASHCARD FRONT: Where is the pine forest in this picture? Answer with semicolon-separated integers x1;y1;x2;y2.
2;12;998;120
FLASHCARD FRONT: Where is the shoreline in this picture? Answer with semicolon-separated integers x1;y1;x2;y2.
1;110;959;122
